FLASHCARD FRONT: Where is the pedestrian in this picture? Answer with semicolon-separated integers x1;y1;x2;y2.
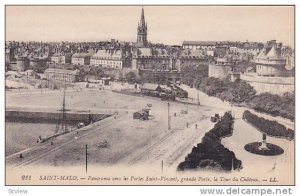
186;122;189;128
174;112;176;117
195;124;198;129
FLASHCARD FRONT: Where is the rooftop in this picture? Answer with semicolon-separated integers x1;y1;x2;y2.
44;68;80;75
254;45;285;63
72;53;94;58
92;49;123;59
179;49;206;59
133;47;169;58
182;41;217;46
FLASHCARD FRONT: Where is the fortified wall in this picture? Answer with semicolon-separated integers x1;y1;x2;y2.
240;73;294;95
12;57;30;72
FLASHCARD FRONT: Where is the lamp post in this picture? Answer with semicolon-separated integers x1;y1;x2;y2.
167;102;171;130
197;90;200;109
85;144;88;173
186;103;188;114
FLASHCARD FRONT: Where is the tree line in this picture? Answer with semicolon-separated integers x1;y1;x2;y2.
180;64;295;120
247;93;295;121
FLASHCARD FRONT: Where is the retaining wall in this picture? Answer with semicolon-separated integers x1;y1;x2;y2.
6;110;110;125
240;74;294;95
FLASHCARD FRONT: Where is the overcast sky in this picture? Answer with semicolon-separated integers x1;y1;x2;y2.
6;6;294;47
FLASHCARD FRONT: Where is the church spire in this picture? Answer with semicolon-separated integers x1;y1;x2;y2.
141;6;145;20
137;6;148;47
139;6;146;29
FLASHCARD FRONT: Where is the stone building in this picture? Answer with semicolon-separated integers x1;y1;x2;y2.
240;41;294;95
44;68;81;83
90;49;130;69
237;42;264;56
132;47;172;70
48;63;75;70
175;49;209;71
51;53;72;64
253;45;290;77
71;53;94;66
5;47;15;65
182;41;216;50
208;57;237;79
12;56;30;71
182;41;216;56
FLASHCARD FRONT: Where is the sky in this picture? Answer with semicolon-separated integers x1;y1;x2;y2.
5;6;295;47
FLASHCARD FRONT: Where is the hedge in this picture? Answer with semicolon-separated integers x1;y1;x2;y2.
243;110;294;140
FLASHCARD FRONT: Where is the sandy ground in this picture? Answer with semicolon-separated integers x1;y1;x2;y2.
5;82;294;185
6;79;35;89
6;85;220;169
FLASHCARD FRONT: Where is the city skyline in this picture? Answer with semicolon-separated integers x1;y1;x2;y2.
6;6;294;47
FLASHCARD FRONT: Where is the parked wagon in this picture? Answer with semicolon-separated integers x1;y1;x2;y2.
210;113;220;123
96;140;110;148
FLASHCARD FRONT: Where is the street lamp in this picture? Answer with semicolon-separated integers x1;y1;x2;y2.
185;103;189;114
197;90;200;109
167;102;171;130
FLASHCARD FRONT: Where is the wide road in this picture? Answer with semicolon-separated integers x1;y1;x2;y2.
181;84;294;129
6;87;219;170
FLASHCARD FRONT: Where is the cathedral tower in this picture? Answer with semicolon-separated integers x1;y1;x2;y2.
137;7;148;47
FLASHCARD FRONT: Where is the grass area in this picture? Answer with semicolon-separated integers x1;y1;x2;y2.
244;142;284;156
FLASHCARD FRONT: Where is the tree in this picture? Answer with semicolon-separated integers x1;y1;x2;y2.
118;72;124;80
247;93;295;121
125;72;137;83
180;64;208;87
95;67;105;79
